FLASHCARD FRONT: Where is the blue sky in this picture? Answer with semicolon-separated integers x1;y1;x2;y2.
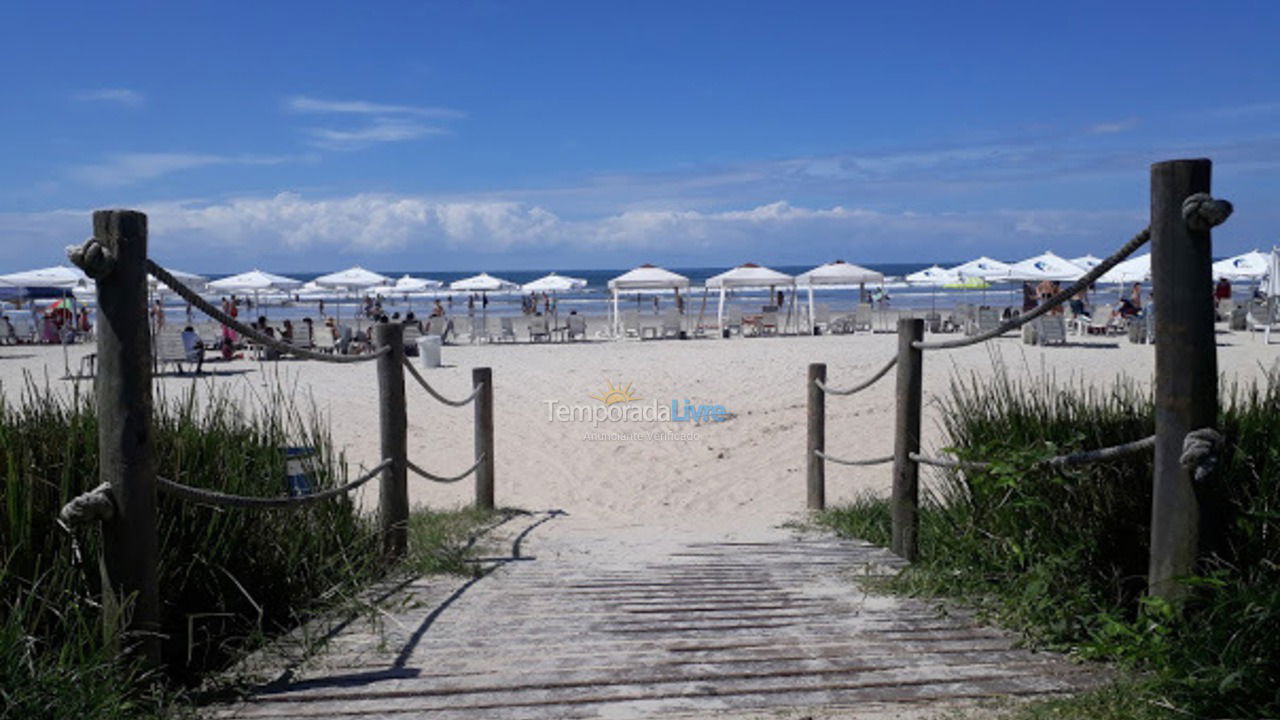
2;0;1278;273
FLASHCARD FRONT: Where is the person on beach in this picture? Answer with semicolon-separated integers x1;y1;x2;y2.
1;315;17;344
1036;278;1055;307
431;299;445;317
482;292;489;309
151;299;165;330
1069;287;1091;318
1215;277;1232;301
180;325;205;374
281;319;294;343
1130;282;1143;311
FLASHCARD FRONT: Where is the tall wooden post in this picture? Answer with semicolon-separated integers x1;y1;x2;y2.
375;322;408;556
1149;158;1218;601
473;367;495;510
807;363;826;510
91;209;161;666
891;318;924;561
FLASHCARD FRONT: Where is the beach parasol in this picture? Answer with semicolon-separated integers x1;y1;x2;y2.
1097;253;1151;284
450;272;519;292
1007;251;1087;282
209;269;302;318
905;265;961;313
1211;250;1270;282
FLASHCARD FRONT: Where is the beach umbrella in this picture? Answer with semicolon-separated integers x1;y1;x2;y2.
522;272;587;293
393;275;443;293
1007;251;1087;282
1211;250;1270;282
707;263;795;332
905;265;961;313
450;272;518;292
948;256;1012;280
1070;254;1103;272
793;260;884;333
607;264;690;335
1098;253;1151;284
314;266;392;289
209;269;302;292
0;265;90;289
943;277;990;289
149;267;205;290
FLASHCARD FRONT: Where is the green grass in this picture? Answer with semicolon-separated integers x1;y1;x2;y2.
1;376;504;719
819;365;1280;718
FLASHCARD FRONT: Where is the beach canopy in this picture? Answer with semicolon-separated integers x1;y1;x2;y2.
706;263;794;288
949;256;1012;280
314;266;391;289
0;265;90;289
208;269;303;292
393;275;443;292
1097;253;1151;284
607;264;689;291
1211;250;1270;281
904;265;959;286
1007;251;1087;282
522;272;588;293
1070;254;1103;272
794;260;883;287
450;272;518;292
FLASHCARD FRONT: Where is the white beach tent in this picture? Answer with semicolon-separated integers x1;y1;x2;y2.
450;272;518;292
0;265;91;289
607;264;690;335
1098;253;1151;284
796;260;884;332
948;256;1013;280
522;272;588;293
209;269;303;292
1070;254;1103;272
1007;251;1087;282
314;266;392;289
706;263;795;333
1211;250;1270;282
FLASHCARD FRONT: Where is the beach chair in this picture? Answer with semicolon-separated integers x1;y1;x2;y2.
757;311;778;336
155;331;193;374
1215;297;1236;322
622;311;641;338
292;323;314;349
967;307;1001;336
1084;305;1122;335
810;303;831;334
1246;301;1278;343
528;316;551;342
313;328;336;353
469;314;488;344
497;317;516;343
723;309;744;337
425;317;450;344
566;314;587;341
661;312;682;338
1036;315;1067;346
853;303;873;332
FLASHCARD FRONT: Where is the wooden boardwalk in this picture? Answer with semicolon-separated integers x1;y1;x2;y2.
215;512;1099;719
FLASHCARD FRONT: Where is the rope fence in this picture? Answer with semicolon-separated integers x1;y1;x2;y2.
813;450;894;467
407;455;487;484
402;357;484;407
813;356;897;396
155;460;392;509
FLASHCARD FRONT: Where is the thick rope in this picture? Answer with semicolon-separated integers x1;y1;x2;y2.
146;260;388;364
1182;193;1234;232
913;227;1151;351
407;455;486;484
156;460;391;508
1179;427;1223;482
402;357;483;407
59;482;116;525
813;449;894;466
909;434;1156;471
814;356;898;396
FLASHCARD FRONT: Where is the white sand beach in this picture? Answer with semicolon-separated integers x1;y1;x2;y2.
3;326;1275;532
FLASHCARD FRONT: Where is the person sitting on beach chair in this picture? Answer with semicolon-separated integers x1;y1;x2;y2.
1;315;17;345
181;325;206;374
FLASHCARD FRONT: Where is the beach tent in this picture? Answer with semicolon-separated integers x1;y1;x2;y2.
393;275;443;293
209;269;303;292
1097;253;1151;284
796;260;885;332
450;272;518;292
607;264;689;335
0;265;91;290
1211;250;1270;282
1070;254;1103;272
314;266;392;289
948;256;1012;281
706;263;795;333
905;265;961;313
522;272;587;293
1007;251;1087;282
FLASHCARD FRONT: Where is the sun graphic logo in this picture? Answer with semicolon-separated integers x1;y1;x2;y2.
591;380;639;405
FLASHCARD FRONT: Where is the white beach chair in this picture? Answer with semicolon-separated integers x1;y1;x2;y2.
1246;301;1278;343
1036;315;1067;346
853;303;873;332
154;331;193;374
469;314;488;344
314;327;336;353
566;314;587;341
528;315;551;342
661;312;682;339
498;317;516;343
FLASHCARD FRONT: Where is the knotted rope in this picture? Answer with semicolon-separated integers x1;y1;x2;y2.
1182;193;1234;232
814;356;898;396
407;455;486;484
402;358;484;407
813;450;894;466
66;237;117;280
145;260;388;364
1179;427;1224;483
155;460;391;508
59;482;116;525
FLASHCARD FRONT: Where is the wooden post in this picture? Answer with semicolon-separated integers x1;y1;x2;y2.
1149;158;1218;602
375;322;408;556
92;209;161;667
473;367;495;510
807;363;826;510
891;318;924;561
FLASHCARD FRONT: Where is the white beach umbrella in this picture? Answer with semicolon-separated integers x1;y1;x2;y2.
1098;253;1151;284
1007;251;1087;282
1070;254;1103;272
314;266;392;289
706;263;795;332
948;256;1012;280
0;265;90;289
208;269;302;292
450;272;518;292
148;268;206;297
1211;250;1270;282
904;265;959;286
522;272;587;293
607;264;690;335
393;275;443;292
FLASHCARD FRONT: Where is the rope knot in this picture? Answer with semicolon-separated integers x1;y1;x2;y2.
1182;193;1234;232
66;237;117;280
1179;427;1224;483
59;482;116;525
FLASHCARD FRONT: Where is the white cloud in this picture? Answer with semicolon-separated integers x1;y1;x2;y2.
285;95;464;119
74;88;145;107
306;121;448;150
1087;118;1140;135
68;152;291;187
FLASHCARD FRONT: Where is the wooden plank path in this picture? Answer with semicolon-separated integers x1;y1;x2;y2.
214;512;1100;719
